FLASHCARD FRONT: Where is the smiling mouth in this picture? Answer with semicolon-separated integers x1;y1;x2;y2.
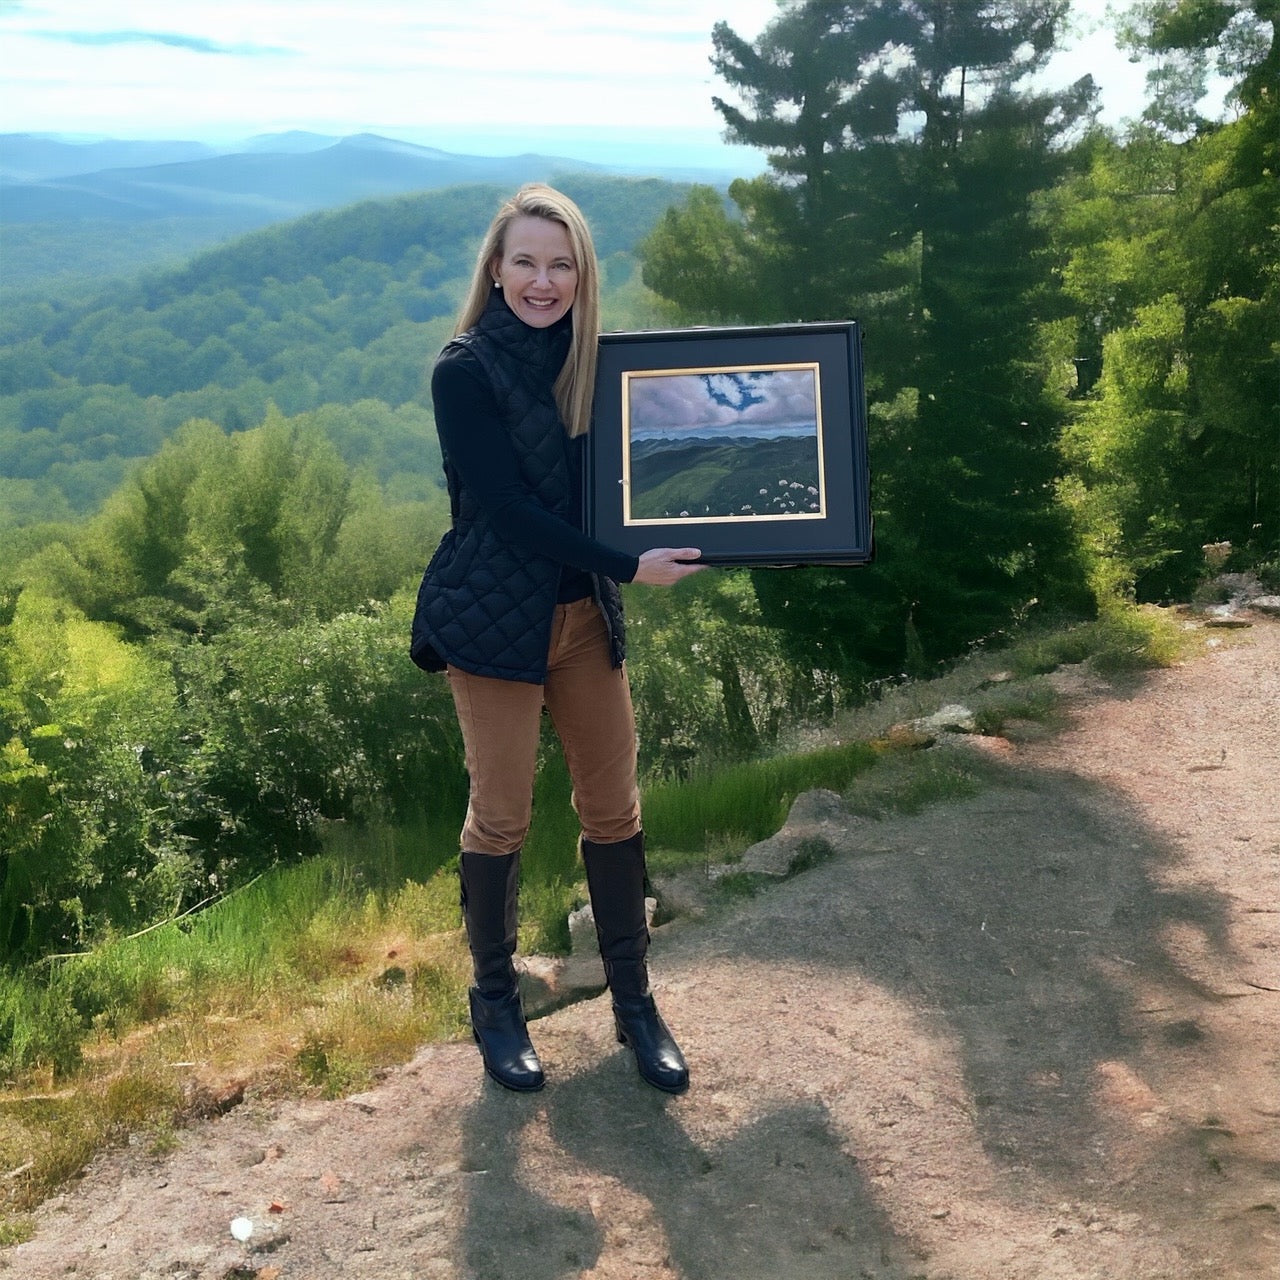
523;297;558;309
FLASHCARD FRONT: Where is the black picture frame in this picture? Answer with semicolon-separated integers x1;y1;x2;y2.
587;321;871;567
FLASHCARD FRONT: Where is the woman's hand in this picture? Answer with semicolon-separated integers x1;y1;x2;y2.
632;547;706;586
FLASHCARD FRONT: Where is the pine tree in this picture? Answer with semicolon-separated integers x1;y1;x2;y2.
647;1;1094;676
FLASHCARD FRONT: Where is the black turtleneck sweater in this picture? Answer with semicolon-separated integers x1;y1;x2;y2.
430;306;638;602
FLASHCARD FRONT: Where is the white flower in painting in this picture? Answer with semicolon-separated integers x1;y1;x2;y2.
807;486;818;494
679;510;689;517
759;488;768;495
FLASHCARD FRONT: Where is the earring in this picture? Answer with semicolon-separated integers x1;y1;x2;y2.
492;279;501;290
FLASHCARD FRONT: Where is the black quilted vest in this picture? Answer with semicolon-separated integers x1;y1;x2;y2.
410;294;626;684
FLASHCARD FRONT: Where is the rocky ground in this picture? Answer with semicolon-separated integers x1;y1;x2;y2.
6;612;1278;1280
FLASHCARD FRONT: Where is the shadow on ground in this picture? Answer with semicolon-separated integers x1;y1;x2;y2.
462;1067;912;1279
459;733;1275;1277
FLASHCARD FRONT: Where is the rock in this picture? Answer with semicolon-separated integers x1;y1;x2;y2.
883;722;935;750
710;789;855;880
940;733;1015;759
516;954;581;1016
648;869;713;921
1044;663;1112;698
517;954;600;1015
567;897;657;956
978;671;1015;689
519;896;659;1014
1202;540;1232;570
568;902;597;957
910;703;978;735
1194;571;1274;622
784;787;850;827
1216;570;1261;600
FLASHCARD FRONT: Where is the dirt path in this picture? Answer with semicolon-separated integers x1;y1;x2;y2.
7;619;1279;1280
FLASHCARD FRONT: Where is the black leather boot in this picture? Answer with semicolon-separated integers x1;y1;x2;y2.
580;833;689;1095
459;850;544;1093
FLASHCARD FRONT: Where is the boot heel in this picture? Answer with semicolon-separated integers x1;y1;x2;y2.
612;995;689;1094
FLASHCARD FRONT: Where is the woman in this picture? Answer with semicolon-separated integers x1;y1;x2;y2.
411;184;704;1095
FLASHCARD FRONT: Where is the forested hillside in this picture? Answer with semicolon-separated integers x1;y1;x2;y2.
0;174;693;521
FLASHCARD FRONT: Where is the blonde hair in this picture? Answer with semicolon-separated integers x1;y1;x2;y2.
454;184;600;439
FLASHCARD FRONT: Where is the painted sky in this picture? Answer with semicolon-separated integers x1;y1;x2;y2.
0;1;1223;168
629;368;817;434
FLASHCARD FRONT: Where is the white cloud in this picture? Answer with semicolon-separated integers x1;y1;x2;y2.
630;369;816;431
0;0;781;138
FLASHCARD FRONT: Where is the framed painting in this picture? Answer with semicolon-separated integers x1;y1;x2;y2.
587;320;871;567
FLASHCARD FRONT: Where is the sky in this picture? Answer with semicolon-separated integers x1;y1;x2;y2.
631;369;818;435
0;1;1225;172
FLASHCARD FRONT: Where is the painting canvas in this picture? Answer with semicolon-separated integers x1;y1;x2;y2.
589;321;872;567
623;364;825;525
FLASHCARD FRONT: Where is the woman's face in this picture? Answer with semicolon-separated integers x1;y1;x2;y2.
491;215;578;328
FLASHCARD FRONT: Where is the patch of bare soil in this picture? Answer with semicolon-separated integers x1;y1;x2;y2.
6;619;1278;1280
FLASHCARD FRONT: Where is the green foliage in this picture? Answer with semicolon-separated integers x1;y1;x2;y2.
647;0;1274;664
646;2;1094;681
1;592;194;959
27;411;447;638
1116;0;1279;130
624;569;846;776
1051;109;1278;600
168;600;466;866
0;215;267;290
0;413;464;961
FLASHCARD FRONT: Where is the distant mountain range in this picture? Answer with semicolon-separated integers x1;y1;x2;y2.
0;131;626;225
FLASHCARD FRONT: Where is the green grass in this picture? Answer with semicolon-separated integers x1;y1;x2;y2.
644;740;880;852
0;1217;34;1247
1007;603;1187;677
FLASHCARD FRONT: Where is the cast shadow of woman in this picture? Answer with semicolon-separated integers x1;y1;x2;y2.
460;1052;911;1280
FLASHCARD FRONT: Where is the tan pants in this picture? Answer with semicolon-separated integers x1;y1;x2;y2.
446;598;641;855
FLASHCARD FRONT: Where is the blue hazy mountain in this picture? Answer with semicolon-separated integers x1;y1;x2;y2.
237;131;342;154
0;132;610;224
0;134;220;181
